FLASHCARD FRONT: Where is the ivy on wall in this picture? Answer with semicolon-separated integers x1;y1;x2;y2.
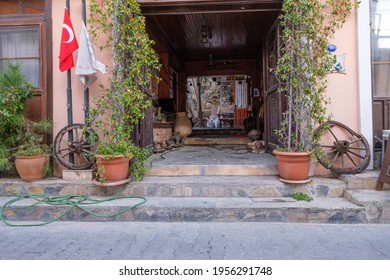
275;0;357;156
88;0;160;180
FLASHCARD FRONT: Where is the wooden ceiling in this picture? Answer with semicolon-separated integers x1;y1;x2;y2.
139;0;282;69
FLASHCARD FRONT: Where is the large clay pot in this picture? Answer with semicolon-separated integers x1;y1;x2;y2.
95;155;131;182
174;112;192;141
273;150;312;182
15;155;48;182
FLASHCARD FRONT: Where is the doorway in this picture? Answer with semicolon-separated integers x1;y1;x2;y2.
141;0;282;150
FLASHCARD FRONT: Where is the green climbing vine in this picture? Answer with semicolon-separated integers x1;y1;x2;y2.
87;0;160;180
275;0;358;159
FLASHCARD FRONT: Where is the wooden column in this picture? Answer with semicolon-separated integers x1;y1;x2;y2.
158;52;170;98
177;73;187;112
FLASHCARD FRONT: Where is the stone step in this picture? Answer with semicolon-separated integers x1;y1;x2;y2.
146;145;278;176
3;173;388;224
0;176;346;198
0;196;367;224
184;137;249;145
146;164;279;176
344;189;390;223
338;170;390;190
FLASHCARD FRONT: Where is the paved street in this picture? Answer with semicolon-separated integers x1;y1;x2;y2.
1;221;390;260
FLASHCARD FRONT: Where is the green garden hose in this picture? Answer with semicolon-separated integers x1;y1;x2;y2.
0;193;146;227
148;145;181;168
0;146;182;227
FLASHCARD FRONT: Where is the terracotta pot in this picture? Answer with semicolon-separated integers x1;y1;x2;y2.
272;150;312;181
95;155;131;182
174;112;192;141
15;155;48;182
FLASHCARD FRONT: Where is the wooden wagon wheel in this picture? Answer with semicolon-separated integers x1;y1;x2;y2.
53;123;98;170
315;121;370;174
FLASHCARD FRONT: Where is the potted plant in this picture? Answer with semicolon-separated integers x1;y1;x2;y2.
13;120;52;181
0;63;52;181
273;0;356;182
88;0;160;185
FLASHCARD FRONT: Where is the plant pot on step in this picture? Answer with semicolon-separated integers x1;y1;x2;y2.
272;150;312;183
94;154;132;184
15;155;48;182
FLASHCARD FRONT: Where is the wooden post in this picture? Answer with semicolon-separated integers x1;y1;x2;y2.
377;138;390;190
177;73;187;112
158;52;170;99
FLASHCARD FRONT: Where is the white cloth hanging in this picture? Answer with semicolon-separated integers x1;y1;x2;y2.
75;21;107;88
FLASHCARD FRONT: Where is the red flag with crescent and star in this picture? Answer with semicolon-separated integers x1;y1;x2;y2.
59;7;78;72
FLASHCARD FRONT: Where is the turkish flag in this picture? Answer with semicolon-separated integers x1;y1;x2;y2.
59;7;79;72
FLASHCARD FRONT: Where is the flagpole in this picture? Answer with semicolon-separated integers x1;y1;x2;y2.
82;0;90;125
66;0;74;164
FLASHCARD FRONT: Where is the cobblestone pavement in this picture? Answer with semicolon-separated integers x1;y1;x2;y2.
1;222;390;260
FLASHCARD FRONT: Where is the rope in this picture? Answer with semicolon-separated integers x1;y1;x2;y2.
0;193;146;227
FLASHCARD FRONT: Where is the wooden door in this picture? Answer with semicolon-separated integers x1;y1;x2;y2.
371;1;390;149
140;105;153;149
264;18;284;152
373;99;390;141
139;67;159;149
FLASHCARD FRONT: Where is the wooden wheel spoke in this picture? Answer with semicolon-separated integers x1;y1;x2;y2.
328;128;340;142
81;150;94;159
57;147;71;153
59;150;71;158
325;148;338;156
60;139;70;145
82;149;94;155
333;151;340;163
321;145;335;148
81;144;95;149
73;128;79;142
349;138;363;145
348;146;367;151
347;150;365;160
345;152;358;166
80;151;90;161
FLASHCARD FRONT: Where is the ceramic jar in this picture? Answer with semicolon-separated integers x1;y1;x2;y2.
174;112;192;142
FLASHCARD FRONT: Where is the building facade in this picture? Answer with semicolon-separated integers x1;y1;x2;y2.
1;0;388;175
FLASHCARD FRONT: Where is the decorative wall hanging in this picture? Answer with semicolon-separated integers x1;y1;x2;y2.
330;53;346;74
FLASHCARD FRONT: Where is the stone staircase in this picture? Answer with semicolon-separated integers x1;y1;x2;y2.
1;172;389;224
1;145;390;224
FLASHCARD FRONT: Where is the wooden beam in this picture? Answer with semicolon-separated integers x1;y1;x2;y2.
138;0;282;5
138;0;282;15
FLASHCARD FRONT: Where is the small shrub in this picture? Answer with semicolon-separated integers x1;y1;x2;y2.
289;192;313;202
